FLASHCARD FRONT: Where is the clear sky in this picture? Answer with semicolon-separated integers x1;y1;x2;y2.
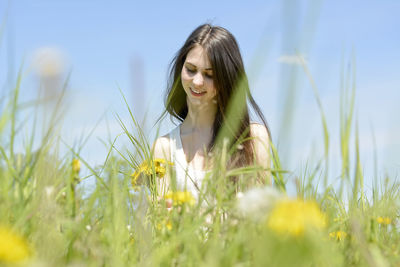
1;0;399;194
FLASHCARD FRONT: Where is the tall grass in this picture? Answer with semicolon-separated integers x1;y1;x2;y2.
1;16;399;267
0;56;399;266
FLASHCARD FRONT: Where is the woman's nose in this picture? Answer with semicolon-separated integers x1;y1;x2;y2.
192;72;204;87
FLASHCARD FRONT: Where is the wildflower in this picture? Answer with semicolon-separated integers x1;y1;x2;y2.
32;46;66;77
376;216;392;225
131;158;173;186
164;191;195;206
157;220;173;231
72;159;81;173
44;186;54;198
329;231;347;241
237;186;283;221
85;225;92;231
129;233;135;245
267;199;326;237
0;226;31;263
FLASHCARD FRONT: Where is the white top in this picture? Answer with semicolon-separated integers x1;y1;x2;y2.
168;126;207;199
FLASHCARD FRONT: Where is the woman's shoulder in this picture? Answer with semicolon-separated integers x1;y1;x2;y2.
152;127;177;161
250;122;270;140
249;122;271;175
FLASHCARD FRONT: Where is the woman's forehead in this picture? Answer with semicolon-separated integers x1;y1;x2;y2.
185;46;212;70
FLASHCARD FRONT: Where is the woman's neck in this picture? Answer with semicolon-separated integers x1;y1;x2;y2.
182;99;217;131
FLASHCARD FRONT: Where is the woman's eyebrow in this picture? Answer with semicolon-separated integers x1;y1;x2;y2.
185;62;213;71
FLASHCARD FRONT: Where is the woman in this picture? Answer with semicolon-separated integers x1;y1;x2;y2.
153;24;271;198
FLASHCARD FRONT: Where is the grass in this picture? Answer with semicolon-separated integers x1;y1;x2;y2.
0;21;399;267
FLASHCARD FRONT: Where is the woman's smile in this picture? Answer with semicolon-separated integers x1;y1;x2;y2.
190;87;207;96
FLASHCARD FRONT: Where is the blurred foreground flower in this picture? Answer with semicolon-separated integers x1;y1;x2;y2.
72;158;81;173
32;46;66;77
329;231;347;241
236;186;283;221
267;199;326;237
131;158;173;186
165;191;195;206
0;226;31;263
376;216;392;225
157;220;173;231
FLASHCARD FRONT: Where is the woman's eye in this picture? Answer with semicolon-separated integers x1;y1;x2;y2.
186;66;195;73
205;73;213;78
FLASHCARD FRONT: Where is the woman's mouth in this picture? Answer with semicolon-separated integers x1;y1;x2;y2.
190;87;206;96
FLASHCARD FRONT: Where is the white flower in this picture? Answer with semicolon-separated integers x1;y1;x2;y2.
44;186;54;197
85;225;92;231
32;46;66;77
236;186;284;221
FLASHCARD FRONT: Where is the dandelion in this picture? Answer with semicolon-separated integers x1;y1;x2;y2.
131;158;173;186
32;46;66;77
72;158;81;173
333;217;341;222
376;216;392;225
164;191;195;206
329;231;347;241
129;233;135;245
157;220;173;231
44;186;55;198
0;226;31;263
237;186;283;221
267;199;326;237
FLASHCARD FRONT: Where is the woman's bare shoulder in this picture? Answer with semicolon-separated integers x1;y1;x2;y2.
152;134;172;161
250;122;270;140
249;122;271;173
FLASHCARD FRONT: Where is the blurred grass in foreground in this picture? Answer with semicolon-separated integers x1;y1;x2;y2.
1;6;400;267
1;53;399;267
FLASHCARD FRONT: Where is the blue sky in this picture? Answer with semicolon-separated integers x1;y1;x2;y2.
1;0;399;194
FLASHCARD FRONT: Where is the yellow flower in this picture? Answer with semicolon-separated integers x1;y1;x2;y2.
131;158;173;186
376;216;392;225
329;231;347;241
0;226;31;263
267;199;326;237
164;191;195;206
156;220;173;231
72;158;81;173
129;234;135;245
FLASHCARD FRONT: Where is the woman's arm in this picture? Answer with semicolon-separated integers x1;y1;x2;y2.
250;123;272;185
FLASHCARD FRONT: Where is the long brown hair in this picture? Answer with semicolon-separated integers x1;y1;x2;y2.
162;24;270;167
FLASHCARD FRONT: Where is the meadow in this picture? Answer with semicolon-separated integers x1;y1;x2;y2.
1;21;399;267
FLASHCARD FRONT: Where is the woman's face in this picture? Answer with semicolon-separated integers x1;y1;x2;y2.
181;45;217;106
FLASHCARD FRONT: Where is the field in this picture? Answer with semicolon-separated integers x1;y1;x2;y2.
0;59;399;267
1;5;400;265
